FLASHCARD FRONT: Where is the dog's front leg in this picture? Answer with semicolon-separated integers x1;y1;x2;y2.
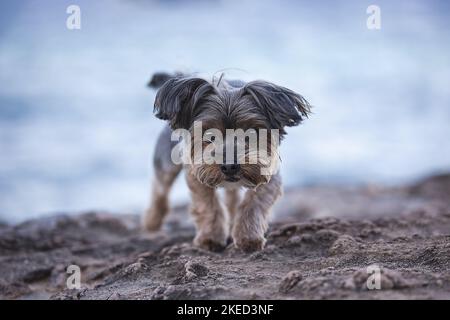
186;172;228;251
232;173;283;252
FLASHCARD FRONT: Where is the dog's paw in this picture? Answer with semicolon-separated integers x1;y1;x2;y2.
234;236;266;252
194;234;227;252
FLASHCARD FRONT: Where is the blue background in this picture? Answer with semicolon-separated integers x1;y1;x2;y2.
0;0;449;222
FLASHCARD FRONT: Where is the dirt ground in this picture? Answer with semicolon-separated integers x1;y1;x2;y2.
1;174;449;300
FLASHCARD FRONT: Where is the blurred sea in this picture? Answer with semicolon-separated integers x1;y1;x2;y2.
1;0;449;223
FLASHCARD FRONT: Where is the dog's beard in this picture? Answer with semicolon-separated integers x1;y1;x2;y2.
191;163;224;188
191;163;269;189
239;164;269;188
190;150;277;189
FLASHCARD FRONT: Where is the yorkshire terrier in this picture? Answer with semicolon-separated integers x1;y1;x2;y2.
144;72;311;252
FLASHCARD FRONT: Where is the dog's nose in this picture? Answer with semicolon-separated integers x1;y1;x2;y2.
220;164;240;176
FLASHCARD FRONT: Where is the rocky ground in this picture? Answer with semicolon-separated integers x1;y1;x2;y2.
1;174;450;300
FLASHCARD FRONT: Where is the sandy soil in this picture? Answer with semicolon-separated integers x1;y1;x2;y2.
1;174;449;300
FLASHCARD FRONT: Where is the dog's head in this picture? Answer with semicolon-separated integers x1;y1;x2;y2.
154;77;311;188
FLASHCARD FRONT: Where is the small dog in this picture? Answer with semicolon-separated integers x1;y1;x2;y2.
144;73;311;252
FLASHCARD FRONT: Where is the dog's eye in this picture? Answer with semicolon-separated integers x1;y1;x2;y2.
203;132;216;143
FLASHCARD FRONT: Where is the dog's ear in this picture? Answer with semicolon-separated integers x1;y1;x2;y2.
154;77;215;129
243;80;311;135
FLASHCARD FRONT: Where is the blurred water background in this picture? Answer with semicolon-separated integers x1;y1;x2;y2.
1;0;449;223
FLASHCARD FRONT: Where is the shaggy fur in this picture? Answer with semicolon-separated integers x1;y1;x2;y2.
144;74;311;252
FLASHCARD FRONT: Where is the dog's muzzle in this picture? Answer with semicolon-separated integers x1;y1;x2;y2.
221;164;240;181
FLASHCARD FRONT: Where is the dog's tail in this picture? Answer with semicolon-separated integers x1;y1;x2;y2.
147;71;184;89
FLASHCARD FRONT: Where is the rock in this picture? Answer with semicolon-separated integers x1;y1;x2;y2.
286;235;302;246
124;262;148;275
279;271;303;293
329;235;359;255
184;261;209;280
107;292;122;300
316;229;341;243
